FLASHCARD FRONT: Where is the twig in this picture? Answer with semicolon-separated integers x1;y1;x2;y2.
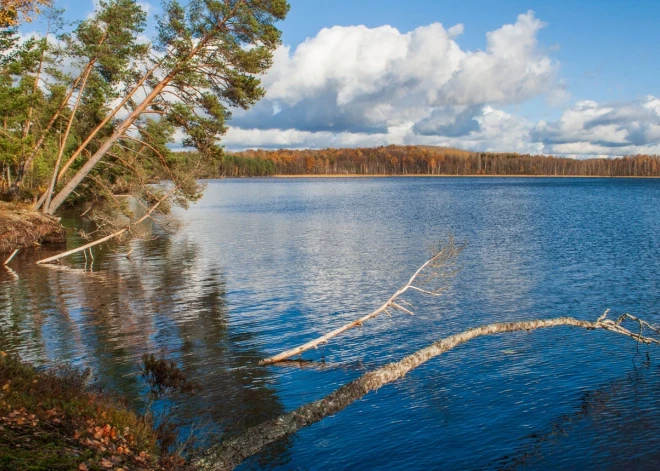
197;310;660;471
4;249;19;265
259;237;464;365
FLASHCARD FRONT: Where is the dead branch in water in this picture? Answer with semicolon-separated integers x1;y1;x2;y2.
4;249;19;265
196;310;660;471
35;188;175;265
259;237;464;365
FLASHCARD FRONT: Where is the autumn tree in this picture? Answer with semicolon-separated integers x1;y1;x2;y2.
0;0;51;26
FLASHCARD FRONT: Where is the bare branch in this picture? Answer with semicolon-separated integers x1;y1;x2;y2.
390;302;414;316
259;237;464;365
35;188;175;265
197;311;660;471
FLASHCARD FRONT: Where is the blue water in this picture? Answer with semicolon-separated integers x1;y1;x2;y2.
2;177;660;470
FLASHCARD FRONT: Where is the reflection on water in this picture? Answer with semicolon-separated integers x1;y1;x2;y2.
493;360;660;470
0;232;285;460
2;177;660;470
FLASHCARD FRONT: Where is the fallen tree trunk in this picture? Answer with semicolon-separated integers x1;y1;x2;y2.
35;189;174;265
259;238;463;365
195;311;660;471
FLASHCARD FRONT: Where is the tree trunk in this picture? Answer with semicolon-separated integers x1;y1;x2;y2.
42;65;93;213
36;188;174;264
45;76;174;214
196;313;660;470
18;61;94;188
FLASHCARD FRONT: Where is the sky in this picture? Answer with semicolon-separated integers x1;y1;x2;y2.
27;0;660;157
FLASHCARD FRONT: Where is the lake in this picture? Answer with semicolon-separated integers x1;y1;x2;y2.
2;177;660;470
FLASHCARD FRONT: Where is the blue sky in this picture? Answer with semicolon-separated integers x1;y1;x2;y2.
284;0;660;106
25;0;660;156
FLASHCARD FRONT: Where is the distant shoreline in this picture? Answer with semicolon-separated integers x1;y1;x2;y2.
270;174;660;179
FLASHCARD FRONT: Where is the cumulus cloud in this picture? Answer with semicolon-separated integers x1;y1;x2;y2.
226;6;660;158
224;106;543;154
228;11;560;143
532;96;660;156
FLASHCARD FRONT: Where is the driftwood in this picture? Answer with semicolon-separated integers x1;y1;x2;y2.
35;189;174;265
259;238;464;365
4;249;19;265
195;311;660;471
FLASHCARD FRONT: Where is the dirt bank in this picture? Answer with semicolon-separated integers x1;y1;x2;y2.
0;203;66;253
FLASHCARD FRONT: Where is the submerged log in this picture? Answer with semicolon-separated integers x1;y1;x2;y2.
196;311;660;471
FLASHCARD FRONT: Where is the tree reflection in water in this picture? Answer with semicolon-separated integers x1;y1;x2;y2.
491;358;660;470
0;235;289;466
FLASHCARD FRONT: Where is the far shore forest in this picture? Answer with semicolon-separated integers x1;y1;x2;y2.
181;146;660;179
1;0;658;209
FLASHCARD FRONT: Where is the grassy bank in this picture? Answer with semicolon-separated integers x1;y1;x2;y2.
0;352;189;471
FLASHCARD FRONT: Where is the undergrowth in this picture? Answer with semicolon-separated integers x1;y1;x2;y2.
0;351;194;471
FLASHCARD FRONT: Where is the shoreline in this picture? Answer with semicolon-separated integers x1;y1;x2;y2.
0;203;66;254
270;174;660;179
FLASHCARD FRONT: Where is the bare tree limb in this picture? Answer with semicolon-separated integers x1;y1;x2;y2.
258;237;464;365
35;187;175;265
196;311;660;471
4;249;19;265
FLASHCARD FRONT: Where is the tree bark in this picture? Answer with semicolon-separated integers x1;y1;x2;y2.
259;240;462;365
36;188;173;264
196;312;660;471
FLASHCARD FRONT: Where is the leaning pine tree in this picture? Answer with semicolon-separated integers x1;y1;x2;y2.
37;0;288;215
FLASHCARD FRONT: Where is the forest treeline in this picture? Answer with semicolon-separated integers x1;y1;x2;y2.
174;146;660;178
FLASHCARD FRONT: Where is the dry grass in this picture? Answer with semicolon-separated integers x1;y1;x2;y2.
0;202;66;253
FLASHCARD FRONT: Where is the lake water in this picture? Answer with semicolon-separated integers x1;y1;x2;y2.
2;177;660;470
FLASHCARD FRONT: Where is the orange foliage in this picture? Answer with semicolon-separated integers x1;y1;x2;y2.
234;145;660;177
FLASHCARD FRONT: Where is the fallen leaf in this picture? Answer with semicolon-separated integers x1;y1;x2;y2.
78;463;88;471
100;458;113;468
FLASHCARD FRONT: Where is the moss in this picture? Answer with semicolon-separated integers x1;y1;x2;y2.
0;352;189;471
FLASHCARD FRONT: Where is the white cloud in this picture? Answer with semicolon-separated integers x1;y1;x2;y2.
531;95;660;155
224;106;543;155
225;9;660;158
230;11;559;138
226;11;568;153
